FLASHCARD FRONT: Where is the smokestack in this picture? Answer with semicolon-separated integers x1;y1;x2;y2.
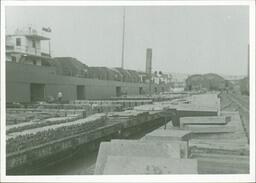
145;48;152;74
145;48;152;95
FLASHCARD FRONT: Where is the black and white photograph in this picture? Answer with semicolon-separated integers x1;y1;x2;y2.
0;0;255;182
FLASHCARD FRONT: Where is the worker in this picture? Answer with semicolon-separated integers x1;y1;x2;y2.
57;92;63;104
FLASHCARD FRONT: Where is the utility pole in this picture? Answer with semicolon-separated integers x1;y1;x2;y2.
121;7;126;69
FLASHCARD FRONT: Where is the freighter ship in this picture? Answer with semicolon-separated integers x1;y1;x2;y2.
6;27;170;104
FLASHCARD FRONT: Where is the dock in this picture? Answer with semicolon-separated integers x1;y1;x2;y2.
94;93;249;174
5;92;249;175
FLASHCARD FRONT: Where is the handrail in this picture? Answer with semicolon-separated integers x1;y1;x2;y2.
6;45;49;55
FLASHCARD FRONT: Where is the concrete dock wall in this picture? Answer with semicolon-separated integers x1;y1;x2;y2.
6;63;168;102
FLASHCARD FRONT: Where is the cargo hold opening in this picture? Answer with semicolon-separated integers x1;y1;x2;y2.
116;86;121;97
77;85;85;100
30;83;45;102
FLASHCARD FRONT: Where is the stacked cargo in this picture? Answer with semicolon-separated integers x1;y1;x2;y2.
37;103;122;113
6;100;164;171
6;114;82;134
6;108;85;125
110;95;184;102
90;103;122;113
37;103;92;110
71;99;153;109
6;114;106;154
107;110;150;128
7;113;38;125
7;108;85;116
7;92;246;174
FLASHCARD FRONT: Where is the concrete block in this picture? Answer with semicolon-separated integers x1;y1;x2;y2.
180;116;229;128
144;129;192;141
184;125;236;134
94;140;188;174
139;139;189;158
194;154;249;174
190;139;249;155
102;156;198;174
110;139;188;158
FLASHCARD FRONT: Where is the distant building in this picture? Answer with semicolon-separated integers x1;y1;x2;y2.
6;27;52;66
137;72;149;83
239;77;249;95
185;73;232;91
172;80;186;89
152;72;172;85
169;73;188;91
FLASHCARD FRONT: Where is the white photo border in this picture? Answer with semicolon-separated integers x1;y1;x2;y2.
1;1;255;182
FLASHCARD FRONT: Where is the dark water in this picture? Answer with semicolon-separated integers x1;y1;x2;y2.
38;147;99;175
13;120;166;175
35;130;149;175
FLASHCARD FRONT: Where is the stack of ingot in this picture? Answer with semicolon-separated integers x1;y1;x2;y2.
91;103;122;113
36;103;122;115
6;113;106;154
71;99;153;109
6;114;83;134
110;93;186;102
38;103;92;110
6;108;85;125
107;110;149;128
6;113;36;125
7;108;85;116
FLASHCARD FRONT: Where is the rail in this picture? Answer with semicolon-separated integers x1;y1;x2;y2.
224;93;249;143
6;44;50;57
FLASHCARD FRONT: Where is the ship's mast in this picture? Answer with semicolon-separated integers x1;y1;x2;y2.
121;7;126;69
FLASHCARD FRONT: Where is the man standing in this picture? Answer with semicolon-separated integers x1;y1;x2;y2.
57;91;63;104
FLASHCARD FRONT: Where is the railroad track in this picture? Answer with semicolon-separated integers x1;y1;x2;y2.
228;93;249;112
224;93;249;143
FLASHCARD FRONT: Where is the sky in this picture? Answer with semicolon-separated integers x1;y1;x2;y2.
5;6;249;76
